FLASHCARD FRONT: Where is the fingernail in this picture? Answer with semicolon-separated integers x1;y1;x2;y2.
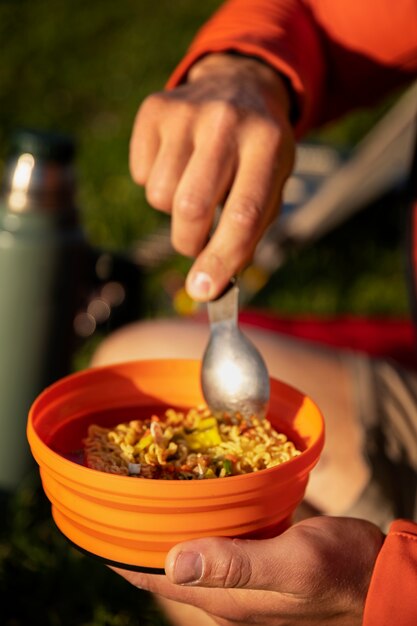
172;551;203;585
187;272;213;300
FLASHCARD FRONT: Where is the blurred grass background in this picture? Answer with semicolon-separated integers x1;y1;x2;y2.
0;1;412;624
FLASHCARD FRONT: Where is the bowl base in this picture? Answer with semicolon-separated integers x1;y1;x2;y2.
59;529;166;574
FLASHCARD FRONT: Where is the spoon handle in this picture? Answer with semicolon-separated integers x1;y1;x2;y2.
207;280;238;325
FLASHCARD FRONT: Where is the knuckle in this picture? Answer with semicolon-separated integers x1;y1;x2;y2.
225;555;252;589
145;185;171;212
174;193;210;222
138;93;195;132
228;196;263;230
215;541;252;588
160;99;199;131
257;119;284;155
139;92;166;118
206;100;241;132
174;99;197;119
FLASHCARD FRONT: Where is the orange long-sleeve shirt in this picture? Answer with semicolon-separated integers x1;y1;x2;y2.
167;0;417;137
167;2;417;624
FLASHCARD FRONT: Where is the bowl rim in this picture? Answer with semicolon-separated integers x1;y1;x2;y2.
27;358;325;491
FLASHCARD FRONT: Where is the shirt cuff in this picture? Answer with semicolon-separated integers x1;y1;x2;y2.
363;519;417;626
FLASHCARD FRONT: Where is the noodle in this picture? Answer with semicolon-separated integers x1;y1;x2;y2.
83;405;301;480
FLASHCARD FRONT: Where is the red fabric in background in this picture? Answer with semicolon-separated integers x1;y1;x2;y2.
238;310;417;371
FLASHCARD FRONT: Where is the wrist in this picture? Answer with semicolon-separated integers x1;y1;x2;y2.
187;52;296;125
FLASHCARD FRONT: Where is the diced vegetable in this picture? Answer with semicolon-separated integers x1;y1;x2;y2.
184;421;221;451
197;417;218;430
134;433;153;452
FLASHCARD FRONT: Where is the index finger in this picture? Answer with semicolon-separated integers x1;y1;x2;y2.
186;120;292;301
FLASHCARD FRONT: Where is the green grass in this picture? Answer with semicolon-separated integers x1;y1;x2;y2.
0;1;412;624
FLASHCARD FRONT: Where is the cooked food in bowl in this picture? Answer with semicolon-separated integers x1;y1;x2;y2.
83;404;301;480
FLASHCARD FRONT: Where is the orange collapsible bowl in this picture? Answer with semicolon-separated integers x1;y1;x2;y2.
27;359;324;572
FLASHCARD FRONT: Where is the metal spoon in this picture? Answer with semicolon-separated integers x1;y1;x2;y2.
200;279;270;419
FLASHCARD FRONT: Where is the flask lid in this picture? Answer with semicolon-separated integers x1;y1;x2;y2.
9;128;76;164
1;128;77;214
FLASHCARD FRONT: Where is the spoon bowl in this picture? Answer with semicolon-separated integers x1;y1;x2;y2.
201;282;270;419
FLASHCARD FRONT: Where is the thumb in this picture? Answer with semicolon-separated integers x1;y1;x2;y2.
165;534;296;591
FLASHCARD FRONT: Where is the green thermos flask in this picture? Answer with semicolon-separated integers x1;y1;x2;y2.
0;129;87;492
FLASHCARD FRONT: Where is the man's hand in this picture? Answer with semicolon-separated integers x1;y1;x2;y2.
130;53;295;301
113;516;385;626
